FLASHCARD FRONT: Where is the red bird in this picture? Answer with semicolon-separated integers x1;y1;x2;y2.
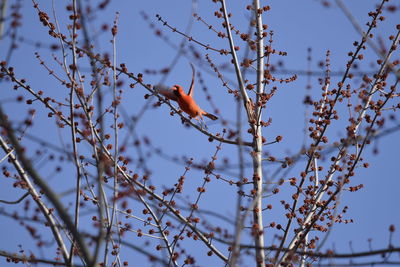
156;64;218;125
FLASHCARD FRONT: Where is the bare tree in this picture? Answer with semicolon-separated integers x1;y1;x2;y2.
0;0;399;266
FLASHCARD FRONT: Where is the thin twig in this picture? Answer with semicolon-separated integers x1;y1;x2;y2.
0;192;29;204
335;0;400;80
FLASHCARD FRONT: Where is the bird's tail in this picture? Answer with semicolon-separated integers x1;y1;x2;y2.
204;112;218;121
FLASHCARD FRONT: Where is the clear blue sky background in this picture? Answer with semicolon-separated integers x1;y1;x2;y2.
0;0;399;266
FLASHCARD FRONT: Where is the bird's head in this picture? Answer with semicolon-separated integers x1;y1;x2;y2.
172;85;184;97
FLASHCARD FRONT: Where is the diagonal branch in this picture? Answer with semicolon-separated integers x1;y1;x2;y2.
0;106;92;266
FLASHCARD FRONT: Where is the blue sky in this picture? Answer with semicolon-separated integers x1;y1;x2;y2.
0;0;399;266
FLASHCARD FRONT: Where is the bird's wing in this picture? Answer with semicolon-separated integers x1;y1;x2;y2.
154;85;178;101
187;63;195;97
